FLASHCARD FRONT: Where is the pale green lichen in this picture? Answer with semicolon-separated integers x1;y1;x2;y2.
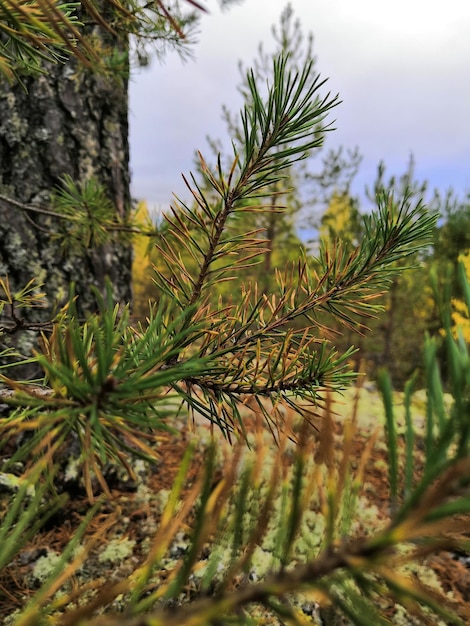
295;510;325;557
393;603;447;626
0;472;35;496
7;231;30;265
3;608;21;626
356;497;380;526
133;458;147;476
4;92;27;140
98;537;136;564
64;457;81;482
15;330;39;360
33;550;61;582
250;545;275;579
402;558;451;598
138;485;170;513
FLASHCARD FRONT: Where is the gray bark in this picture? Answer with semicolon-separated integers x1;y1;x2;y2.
0;22;132;372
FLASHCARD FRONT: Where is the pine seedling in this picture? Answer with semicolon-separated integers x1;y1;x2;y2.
2;38;462;626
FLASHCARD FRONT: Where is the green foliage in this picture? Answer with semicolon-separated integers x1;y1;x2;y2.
148;56;435;449
318;191;363;248
435;193;470;267
2;10;468;626
0;461;68;572
0;0;83;80
5;329;470;625
316;157;439;388
51;176;120;251
0;285;217;498
377;265;470;522
0;0;236;81
183;4;359;307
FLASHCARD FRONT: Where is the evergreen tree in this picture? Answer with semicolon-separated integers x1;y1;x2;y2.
361;158;434;385
312;157;438;387
3;4;470;626
201;4;361;296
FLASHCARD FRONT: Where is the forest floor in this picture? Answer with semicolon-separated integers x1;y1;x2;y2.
1;387;470;624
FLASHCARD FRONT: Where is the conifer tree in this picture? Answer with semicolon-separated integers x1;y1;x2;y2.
3;4;470;626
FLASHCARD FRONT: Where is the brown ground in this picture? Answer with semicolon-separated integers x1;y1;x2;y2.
1;417;470;623
350;428;470;622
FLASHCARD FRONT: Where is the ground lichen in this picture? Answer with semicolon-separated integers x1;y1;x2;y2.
98;537;136;564
0;472;35;496
32;550;61;582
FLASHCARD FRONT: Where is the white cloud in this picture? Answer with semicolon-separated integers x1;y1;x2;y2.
129;0;470;207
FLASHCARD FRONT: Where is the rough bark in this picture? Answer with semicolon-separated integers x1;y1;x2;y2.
0;17;132;372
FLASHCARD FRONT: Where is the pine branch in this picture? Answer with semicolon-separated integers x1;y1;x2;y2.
0;0;212;80
153;51;338;342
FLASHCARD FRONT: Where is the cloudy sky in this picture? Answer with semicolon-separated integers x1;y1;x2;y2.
129;0;470;214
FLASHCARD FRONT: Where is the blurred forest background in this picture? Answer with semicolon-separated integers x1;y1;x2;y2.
3;2;470;624
132;6;470;391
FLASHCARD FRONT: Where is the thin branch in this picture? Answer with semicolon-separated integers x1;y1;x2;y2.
0;193;158;237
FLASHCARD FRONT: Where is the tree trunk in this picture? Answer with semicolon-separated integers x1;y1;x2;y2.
0;18;132;371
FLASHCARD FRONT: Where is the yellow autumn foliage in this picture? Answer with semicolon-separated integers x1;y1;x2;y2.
319;191;359;246
131;201;159;317
449;250;470;343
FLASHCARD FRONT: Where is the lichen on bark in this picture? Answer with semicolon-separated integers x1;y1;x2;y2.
0;7;132;374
